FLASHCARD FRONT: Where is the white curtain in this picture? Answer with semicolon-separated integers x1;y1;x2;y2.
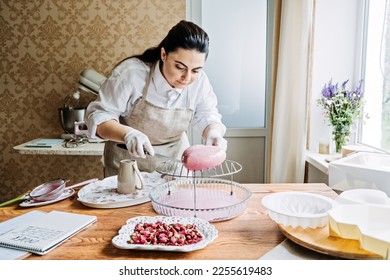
269;0;314;183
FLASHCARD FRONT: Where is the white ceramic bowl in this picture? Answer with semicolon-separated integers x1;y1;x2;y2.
261;191;337;229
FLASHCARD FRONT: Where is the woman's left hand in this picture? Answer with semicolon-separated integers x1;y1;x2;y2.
203;128;227;151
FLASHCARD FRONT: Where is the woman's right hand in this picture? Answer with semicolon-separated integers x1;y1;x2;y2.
124;129;154;158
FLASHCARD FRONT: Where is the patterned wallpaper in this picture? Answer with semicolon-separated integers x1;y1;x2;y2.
0;0;185;203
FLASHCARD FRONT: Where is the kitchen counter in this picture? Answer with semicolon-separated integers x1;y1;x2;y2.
0;183;338;260
13;138;104;156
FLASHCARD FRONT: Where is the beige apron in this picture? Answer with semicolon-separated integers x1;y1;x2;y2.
104;63;193;176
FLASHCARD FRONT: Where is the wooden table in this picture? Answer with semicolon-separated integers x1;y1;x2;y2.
0;183;337;260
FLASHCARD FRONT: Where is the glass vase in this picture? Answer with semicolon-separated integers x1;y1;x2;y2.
332;125;350;153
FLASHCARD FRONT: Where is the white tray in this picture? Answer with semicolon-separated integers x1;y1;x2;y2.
77;173;166;208
328;204;390;259
112;215;218;252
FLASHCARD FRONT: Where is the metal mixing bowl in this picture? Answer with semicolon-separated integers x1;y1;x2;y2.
58;108;86;133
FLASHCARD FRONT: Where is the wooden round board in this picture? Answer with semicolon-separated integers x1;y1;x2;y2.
278;224;383;260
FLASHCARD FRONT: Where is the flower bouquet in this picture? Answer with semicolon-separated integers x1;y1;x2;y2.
317;79;366;153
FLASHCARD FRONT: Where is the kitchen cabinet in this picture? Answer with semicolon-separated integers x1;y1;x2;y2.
305;150;329;185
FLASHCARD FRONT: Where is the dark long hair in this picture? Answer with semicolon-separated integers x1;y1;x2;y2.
117;20;209;66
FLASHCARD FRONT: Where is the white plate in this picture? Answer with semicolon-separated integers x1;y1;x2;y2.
77;173;166;209
20;189;75;207
112;216;218;252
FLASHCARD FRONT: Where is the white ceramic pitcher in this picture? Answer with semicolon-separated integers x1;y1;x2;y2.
117;159;144;194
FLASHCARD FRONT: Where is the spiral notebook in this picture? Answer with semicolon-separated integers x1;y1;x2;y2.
0;210;97;255
0;210;46;260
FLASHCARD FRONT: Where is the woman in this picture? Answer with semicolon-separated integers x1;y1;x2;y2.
86;20;227;176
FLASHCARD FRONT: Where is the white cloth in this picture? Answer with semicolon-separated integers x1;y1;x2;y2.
86;58;226;139
259;239;342;260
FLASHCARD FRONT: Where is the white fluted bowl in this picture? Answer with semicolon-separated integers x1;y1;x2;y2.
261;191;337;229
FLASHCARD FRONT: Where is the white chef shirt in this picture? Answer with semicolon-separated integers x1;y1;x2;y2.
86;58;226;139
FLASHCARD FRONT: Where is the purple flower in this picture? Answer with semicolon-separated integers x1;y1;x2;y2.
317;78;366;129
341;79;349;92
321;79;364;102
352;79;364;99
321;80;338;99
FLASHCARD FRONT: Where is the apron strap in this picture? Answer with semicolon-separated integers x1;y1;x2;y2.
142;62;157;100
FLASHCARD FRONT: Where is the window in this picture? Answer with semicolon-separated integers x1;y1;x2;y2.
359;0;390;152
199;0;267;128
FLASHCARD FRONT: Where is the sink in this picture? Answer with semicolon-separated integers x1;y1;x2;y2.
328;152;390;196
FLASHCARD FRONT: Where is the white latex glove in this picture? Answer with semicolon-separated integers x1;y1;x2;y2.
124;129;154;158
203;128;227;152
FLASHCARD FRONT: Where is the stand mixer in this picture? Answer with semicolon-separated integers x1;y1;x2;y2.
59;69;106;147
